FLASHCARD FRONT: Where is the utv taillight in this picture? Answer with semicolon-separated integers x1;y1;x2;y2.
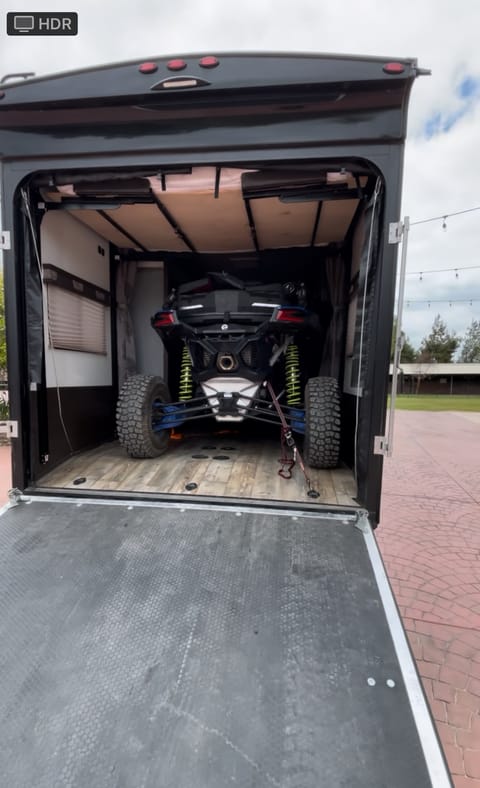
276;308;305;324
153;311;176;327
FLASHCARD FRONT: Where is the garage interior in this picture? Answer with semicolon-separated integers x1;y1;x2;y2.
29;164;380;506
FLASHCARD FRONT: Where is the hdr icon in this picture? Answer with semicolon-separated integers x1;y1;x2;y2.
7;12;78;35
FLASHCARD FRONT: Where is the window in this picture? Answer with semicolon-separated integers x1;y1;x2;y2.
44;265;110;355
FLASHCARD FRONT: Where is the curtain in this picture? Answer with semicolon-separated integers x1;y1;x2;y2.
116;260;137;385
319;253;347;379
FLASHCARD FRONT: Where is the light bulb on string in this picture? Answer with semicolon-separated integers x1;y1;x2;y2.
455;269;459;279
442;216;447;231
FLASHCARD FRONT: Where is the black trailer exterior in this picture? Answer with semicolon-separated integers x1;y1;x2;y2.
0;53;453;787
1;52;424;521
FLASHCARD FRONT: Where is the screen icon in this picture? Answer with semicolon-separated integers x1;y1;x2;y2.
13;15;35;32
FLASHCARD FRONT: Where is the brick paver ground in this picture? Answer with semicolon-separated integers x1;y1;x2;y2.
0;444;11;505
378;410;480;786
0;411;479;783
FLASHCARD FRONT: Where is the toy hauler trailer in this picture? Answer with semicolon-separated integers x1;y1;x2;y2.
0;53;452;786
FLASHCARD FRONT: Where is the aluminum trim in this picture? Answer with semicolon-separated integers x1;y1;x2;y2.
363;525;453;788
9;493;359;522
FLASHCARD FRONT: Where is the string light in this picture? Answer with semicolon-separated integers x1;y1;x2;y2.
401;264;480;277
410;205;480;226
401;206;479;338
405;298;476;305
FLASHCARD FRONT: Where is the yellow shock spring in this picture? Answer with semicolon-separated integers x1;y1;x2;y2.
285;343;302;406
178;345;193;401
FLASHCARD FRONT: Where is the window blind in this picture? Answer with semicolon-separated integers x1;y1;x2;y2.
47;284;107;355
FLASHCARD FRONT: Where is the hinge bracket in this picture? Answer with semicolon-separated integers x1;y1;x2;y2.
374;435;389;456
0;420;18;438
8;488;25;507
0;230;11;250
354;509;370;533
388;222;403;244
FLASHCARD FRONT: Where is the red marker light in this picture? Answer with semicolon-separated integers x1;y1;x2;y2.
383;62;406;74
139;62;158;74
167;59;187;71
199;56;219;69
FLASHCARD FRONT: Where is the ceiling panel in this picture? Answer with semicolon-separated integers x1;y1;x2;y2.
72;210;143;249
73;205;190;251
251;198;318;249
315;199;359;244
103;204;189;252
160;190;254;253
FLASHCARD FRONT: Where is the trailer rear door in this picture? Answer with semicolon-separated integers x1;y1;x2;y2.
0;497;451;787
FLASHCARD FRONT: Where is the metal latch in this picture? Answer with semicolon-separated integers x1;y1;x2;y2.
374;435;390;456
0;231;11;250
0;420;18;438
388;222;403;244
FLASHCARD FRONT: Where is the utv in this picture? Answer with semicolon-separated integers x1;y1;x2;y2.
116;271;341;468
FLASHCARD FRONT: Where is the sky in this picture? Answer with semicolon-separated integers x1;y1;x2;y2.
1;0;479;354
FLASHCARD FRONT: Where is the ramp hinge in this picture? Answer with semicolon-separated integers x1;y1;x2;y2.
354;509;370;533
0;230;11;250
388;222;403;244
0;420;18;438
374;435;389;456
8;488;24;507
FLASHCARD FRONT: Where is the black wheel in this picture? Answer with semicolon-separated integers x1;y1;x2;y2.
304;376;341;469
116;374;171;459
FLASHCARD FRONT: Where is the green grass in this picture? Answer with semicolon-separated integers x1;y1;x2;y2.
392;395;480;412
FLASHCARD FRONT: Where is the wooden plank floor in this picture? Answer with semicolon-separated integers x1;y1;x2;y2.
38;434;357;506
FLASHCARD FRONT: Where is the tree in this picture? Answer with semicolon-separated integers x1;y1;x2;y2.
459;319;480;362
390;317;418;363
400;336;417;363
418;314;460;363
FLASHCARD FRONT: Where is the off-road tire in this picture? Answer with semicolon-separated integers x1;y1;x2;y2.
304;376;341;469
116;374;171;459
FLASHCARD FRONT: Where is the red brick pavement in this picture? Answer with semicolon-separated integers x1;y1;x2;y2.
1;412;479;783
0;444;11;505
378;411;480;786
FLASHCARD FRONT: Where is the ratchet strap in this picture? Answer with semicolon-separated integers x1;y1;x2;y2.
266;381;319;498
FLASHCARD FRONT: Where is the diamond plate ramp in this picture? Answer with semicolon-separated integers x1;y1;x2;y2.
0;500;433;787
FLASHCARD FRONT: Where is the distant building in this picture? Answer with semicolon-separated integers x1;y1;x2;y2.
389;363;480;395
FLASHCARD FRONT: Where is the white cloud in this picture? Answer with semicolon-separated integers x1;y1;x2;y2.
1;0;479;353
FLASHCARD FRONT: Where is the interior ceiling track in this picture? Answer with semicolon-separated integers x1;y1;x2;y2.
38;167;372;255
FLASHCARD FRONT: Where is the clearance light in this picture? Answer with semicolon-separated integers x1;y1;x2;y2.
383;62;405;74
153;311;176;327
139;62;158;74
199;56;219;68
167;59;187;71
